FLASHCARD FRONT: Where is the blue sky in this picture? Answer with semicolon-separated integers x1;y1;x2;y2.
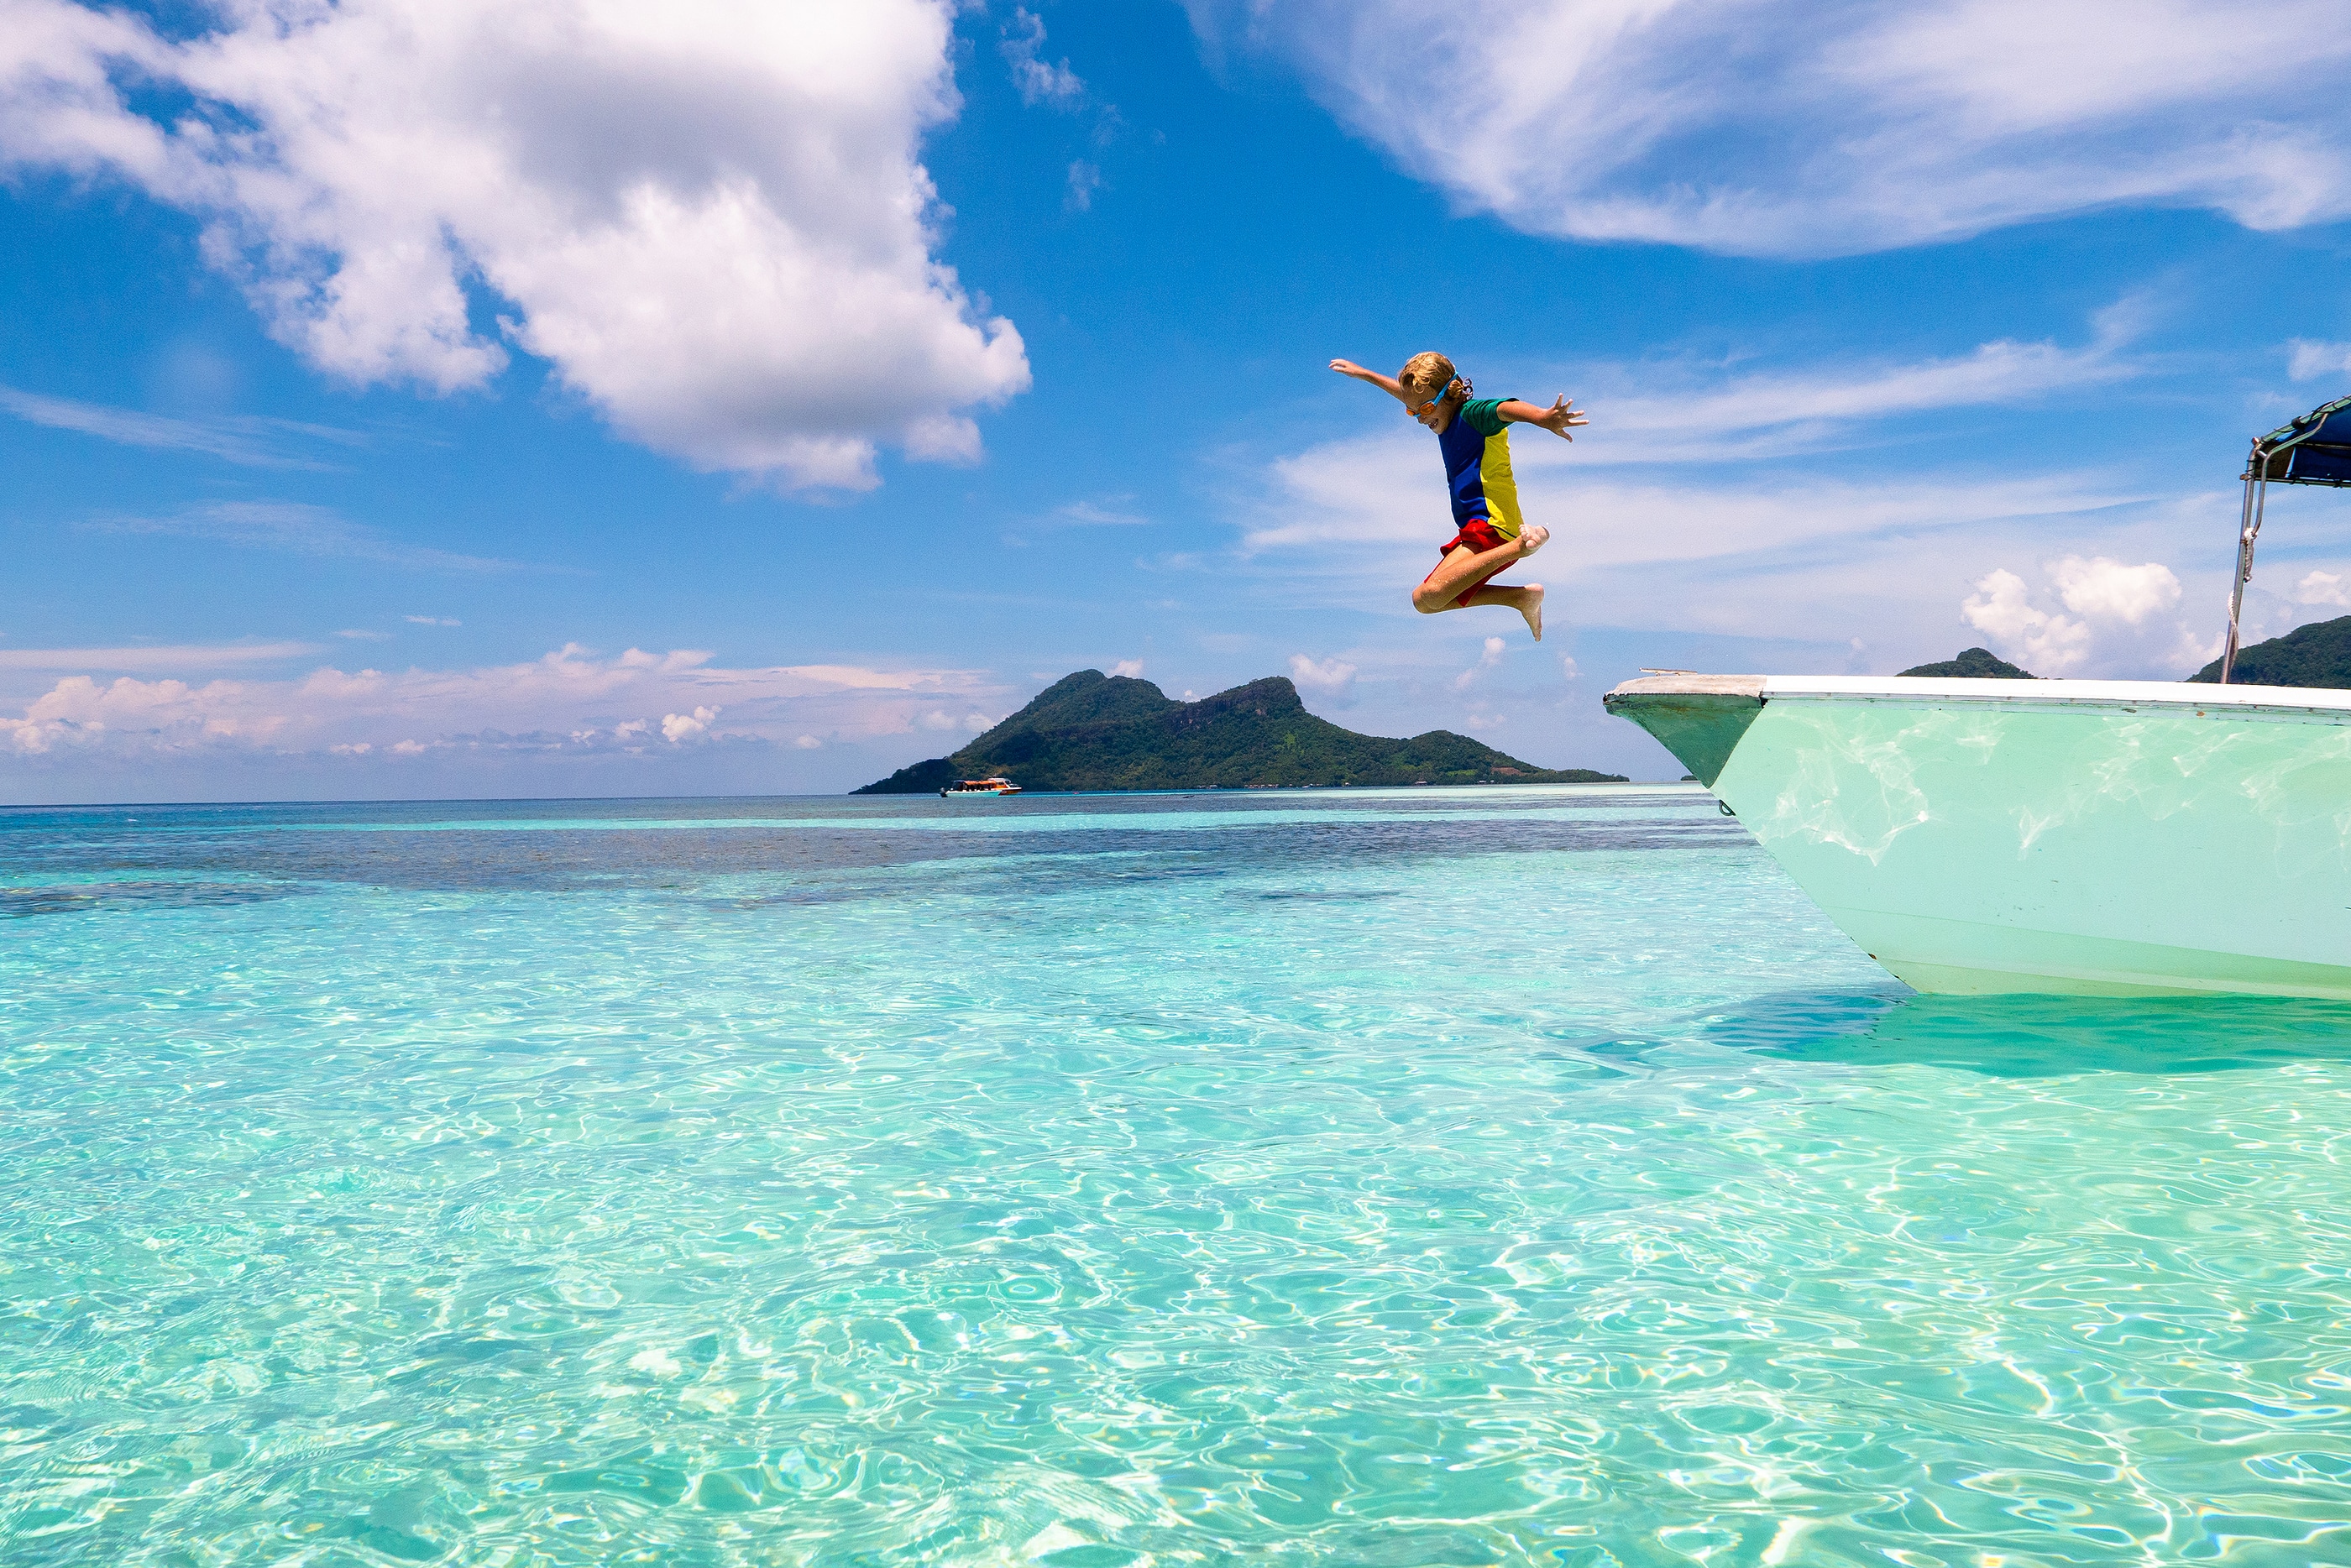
3;0;2350;801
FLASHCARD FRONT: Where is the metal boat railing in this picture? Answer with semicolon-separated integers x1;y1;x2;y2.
2223;395;2351;683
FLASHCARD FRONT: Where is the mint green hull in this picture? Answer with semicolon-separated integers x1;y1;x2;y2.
1715;693;2351;997
1603;676;2351;999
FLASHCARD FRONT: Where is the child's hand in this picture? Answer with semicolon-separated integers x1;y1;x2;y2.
1534;395;1590;441
1329;358;1367;377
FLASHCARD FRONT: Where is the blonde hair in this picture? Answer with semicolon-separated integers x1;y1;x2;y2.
1399;351;1463;404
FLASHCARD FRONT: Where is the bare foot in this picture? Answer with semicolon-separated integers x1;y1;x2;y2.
1515;525;1551;560
1521;584;1545;641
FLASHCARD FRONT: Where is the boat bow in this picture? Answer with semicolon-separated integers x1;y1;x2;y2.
1604;673;2351;998
1601;674;1763;786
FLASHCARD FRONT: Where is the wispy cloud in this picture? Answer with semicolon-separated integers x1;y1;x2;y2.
2287;340;2351;382
86;502;529;573
0;385;363;469
1250;307;2157;568
1246;448;2144;566
1003;8;1084;107
1233;434;2267;677
1220;305;2265;677
0;641;323;672
1001;496;1152;546
1186;0;2351;257
1301;307;2146;527
1564;301;2148;463
0;644;1008;761
1452;636;1505;691
1055;498;1148;526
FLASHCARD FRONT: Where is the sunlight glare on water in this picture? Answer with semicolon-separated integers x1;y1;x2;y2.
3;786;2348;1565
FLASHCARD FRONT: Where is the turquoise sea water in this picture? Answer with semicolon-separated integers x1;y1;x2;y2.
4;784;2349;1566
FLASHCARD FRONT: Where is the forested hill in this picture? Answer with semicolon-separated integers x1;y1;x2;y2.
2189;614;2351;687
1898;646;2035;678
854;670;1626;792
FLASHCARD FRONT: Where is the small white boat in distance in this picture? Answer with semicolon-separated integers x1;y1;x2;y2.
1605;673;2351;998
940;776;1023;797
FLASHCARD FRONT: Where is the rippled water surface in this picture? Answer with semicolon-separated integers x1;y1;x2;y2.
4;786;2349;1566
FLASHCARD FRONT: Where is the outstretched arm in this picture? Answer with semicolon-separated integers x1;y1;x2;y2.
1330;358;1412;405
1497;395;1589;441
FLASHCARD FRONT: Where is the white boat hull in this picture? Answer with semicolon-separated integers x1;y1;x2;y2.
1606;676;2351;999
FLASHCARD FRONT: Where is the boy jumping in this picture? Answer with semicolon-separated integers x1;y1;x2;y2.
1329;352;1588;640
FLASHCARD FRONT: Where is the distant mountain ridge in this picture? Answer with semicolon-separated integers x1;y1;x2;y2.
1898;646;2035;679
1895;622;2351;687
855;670;1626;793
2190;614;2351;687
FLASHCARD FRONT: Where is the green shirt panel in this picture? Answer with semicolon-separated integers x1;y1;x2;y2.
1459;397;1511;436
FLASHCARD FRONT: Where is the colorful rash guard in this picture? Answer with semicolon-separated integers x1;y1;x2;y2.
1436;397;1525;540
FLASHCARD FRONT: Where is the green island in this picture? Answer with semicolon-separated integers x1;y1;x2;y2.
2190;614;2351;686
1898;646;2036;678
854;669;1626;793
1898;620;2351;688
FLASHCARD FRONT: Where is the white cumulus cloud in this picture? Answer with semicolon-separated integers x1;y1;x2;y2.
1962;567;2092;674
2296;570;2351;609
1286;652;1358;696
0;643;1003;760
1962;557;2202;677
0;0;1029;489
2049;555;2181;625
1186;0;2351;256
660;704;719;743
1107;658;1145;678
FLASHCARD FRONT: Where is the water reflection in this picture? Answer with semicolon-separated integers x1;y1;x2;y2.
1728;987;2351;1075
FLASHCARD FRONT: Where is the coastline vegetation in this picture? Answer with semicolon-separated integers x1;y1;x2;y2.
2190;614;2351;687
855;670;1626;793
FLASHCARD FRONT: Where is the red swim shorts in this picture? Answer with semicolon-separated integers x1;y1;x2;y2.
1423;518;1515;607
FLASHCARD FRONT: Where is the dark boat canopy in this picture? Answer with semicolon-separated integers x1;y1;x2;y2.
2222;392;2351;681
2248;395;2351;487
